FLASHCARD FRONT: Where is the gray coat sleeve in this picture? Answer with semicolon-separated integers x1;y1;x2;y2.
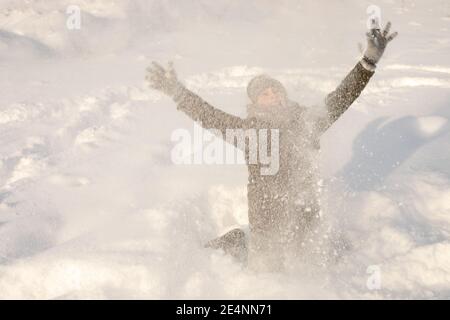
317;62;375;133
174;86;247;131
173;86;252;150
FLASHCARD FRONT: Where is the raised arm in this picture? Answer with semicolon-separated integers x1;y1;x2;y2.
325;61;374;124
173;86;247;134
146;62;247;135
320;22;398;132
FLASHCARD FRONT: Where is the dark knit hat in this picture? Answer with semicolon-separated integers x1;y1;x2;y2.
246;75;287;103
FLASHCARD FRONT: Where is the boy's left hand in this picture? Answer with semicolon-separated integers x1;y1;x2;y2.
362;21;398;70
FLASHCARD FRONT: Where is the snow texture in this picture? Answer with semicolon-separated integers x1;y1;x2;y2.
0;0;450;299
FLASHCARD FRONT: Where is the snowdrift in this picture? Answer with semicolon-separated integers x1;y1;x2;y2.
0;0;450;299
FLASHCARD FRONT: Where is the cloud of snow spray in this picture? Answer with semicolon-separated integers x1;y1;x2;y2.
0;0;450;298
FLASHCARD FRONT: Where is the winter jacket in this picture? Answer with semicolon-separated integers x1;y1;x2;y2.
174;62;374;270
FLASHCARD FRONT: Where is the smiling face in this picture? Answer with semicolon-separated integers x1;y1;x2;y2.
256;87;282;108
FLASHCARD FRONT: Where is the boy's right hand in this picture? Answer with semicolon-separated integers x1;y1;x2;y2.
146;61;182;97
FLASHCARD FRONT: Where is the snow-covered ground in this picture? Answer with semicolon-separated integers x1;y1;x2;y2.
1;0;450;299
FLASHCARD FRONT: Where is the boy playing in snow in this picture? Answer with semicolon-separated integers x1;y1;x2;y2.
146;22;397;271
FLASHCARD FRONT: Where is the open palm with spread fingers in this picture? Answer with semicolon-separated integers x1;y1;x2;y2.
363;21;398;69
146;61;182;97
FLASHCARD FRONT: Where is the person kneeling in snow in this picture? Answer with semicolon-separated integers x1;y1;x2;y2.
146;23;397;272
